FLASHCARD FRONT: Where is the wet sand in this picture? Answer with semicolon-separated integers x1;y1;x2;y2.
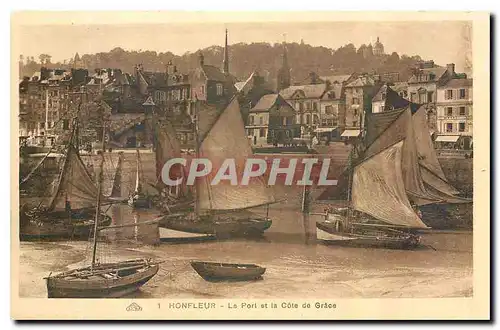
19;223;472;299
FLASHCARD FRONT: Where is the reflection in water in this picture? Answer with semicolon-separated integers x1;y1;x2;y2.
103;204;161;245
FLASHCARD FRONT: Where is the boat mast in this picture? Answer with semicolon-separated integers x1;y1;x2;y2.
91;115;106;269
193;98;200;216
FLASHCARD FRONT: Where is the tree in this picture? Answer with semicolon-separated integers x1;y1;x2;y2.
38;54;52;65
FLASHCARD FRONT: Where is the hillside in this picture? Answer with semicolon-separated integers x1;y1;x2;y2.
18;42;429;87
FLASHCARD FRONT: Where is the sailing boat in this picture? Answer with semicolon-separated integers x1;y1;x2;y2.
315;105;469;249
152;119;194;213
45;123;162;298
128;149;153;208
160;97;276;238
20;119;112;241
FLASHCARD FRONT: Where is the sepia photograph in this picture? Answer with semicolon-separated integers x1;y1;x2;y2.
10;11;490;320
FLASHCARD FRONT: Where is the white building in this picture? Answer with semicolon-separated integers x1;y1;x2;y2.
435;78;473;149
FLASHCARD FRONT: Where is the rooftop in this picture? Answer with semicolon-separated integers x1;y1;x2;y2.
442;78;473;88
280;84;327;99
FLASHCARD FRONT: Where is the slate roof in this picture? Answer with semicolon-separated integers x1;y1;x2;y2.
202;65;229;82
321;84;344;101
345;75;378;88
280;84;327;99
442;78;473;88
250;94;279;112
319;74;353;85
408;66;448;83
372;83;412;110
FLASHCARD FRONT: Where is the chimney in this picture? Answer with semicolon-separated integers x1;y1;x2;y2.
446;63;455;77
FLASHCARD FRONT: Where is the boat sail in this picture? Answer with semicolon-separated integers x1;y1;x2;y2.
110;152;124;198
20;121;112;241
128;149;153;208
161;97;276;237
46;123;162;298
153;119;193;212
316;107;431;248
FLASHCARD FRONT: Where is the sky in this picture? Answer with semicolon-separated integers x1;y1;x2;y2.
15;20;471;72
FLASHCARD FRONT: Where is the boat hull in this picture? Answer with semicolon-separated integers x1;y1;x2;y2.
46;263;159;298
161;215;272;238
20;214;111;241
316;221;421;250
190;261;265;282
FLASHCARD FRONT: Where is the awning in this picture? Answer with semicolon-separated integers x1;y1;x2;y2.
435;135;460;142
314;127;335;133
341;129;361;137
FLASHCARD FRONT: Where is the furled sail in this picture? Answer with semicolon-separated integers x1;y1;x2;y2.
351;140;428;229
110;152;123;198
48;144;99;211
196;98;276;211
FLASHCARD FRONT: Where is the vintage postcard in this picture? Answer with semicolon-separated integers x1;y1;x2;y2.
11;11;490;320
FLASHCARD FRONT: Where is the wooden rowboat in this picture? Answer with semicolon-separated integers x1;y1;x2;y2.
190;261;266;282
45;258;162;298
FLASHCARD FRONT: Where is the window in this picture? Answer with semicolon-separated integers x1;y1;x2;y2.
354;109;358;116
259;116;264;125
459;89;466;99
306;114;311;125
313;102;318;111
352;121;358;127
247;128;254;136
380;106;385;112
299;103;304;111
325;105;333;114
459;122;466;132
352;98;359;105
259;128;266;137
200;85;205;95
410;93;416;102
446;90;453;100
328;91;336;99
446;107;453;116
248;116;254;125
313;115;319;125
446;123;453;132
305;102;311;111
427;91;433;103
295;102;300;110
40;122;45;129
459;107;466;115
216;83;223;96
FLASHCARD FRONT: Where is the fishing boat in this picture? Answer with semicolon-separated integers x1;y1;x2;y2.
190;261;266;282
128;149;153;208
160;98;276;238
315;105;472;249
151;118;194;213
46;122;162;298
19;119;111;241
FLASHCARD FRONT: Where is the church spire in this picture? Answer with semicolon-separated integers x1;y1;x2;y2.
277;40;291;91
223;28;229;75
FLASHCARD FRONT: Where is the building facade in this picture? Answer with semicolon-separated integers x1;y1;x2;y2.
245;94;297;146
435;78;473;149
343;74;382;137
407;61;457;132
280;84;326;138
